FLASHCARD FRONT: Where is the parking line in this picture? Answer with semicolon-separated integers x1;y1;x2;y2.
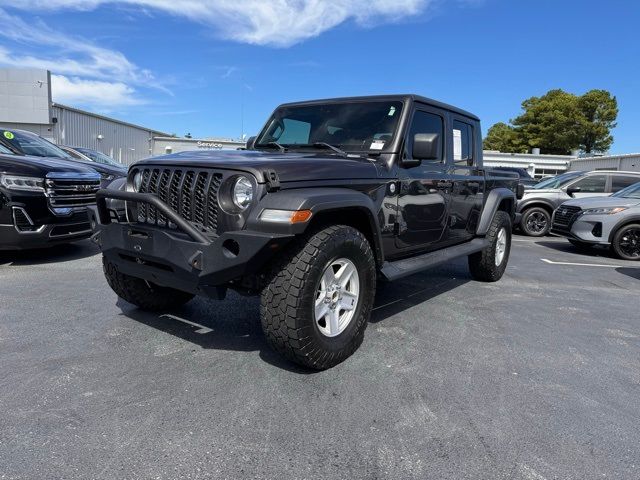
160;314;213;334
541;258;629;268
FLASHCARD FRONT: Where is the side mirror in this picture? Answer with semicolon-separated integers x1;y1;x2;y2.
516;183;525;200
246;136;257;150
413;133;440;161
566;186;581;196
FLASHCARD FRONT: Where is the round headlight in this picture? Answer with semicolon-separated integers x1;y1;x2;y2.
132;171;143;192
232;176;254;210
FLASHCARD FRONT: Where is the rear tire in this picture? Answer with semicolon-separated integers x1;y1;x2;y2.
611;223;640;261
260;225;376;370
520;206;551;237
469;211;512;282
102;256;194;310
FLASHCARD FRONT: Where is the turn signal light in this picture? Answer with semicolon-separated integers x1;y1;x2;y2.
260;209;313;224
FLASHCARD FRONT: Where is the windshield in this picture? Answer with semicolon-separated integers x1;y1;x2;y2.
1;129;71;159
532;171;583;189
74;147;121;167
611;181;640;199
255;101;404;153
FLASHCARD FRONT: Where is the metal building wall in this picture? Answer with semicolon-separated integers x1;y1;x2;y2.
569;154;640;173
51;105;163;166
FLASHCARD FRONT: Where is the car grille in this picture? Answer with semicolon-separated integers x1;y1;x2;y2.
45;176;101;209
553;205;582;227
136;167;223;235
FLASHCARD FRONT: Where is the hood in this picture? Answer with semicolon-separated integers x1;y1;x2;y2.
562;196;640;209
71;159;127;177
0;153;100;177
134;150;381;183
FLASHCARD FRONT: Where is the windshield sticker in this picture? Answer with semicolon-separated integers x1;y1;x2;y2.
370;140;385;150
3;131;15;140
388;106;396;116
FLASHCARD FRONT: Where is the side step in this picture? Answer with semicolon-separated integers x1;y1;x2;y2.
380;238;489;281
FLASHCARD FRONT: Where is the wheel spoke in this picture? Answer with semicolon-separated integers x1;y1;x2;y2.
328;308;340;335
322;267;337;287
336;262;356;288
315;297;329;321
339;291;358;311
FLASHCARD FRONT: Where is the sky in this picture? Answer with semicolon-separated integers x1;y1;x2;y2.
0;0;638;153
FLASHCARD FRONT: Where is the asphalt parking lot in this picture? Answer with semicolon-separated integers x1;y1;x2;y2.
1;235;639;480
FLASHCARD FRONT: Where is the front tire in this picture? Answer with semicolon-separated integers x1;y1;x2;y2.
520;206;551;237
102;256;194;310
611;223;640;261
468;211;512;282
260;225;376;370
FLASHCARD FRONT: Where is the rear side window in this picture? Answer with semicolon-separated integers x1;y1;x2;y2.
611;175;640;192
453;120;474;166
406;110;444;161
571;175;607;193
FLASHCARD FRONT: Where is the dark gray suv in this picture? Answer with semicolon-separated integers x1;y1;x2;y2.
516;170;640;236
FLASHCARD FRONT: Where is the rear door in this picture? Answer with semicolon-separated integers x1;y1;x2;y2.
395;106;450;251
610;174;640;193
447;116;484;243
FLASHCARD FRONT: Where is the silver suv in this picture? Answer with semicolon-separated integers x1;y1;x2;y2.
516;170;640;236
551;181;640;260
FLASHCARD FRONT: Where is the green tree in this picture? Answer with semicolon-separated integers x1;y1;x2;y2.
483;89;618;155
577;89;618;153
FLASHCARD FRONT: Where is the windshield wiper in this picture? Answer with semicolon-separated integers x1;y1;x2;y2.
294;142;348;157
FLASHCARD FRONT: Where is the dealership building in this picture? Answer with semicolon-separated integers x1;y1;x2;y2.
0;68;244;165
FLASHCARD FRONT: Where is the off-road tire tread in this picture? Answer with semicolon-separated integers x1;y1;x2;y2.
102;256;194;310
260;225;376;370
468;211;511;282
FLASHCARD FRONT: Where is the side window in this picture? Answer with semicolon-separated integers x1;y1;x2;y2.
571;175;607;193
453;120;474;166
406;110;443;161
611;175;640;192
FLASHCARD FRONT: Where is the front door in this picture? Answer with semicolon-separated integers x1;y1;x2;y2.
395;107;451;252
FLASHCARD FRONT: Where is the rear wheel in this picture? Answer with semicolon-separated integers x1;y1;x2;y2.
520;207;551;237
102;256;194;310
611;224;640;261
260;225;376;370
469;211;512;282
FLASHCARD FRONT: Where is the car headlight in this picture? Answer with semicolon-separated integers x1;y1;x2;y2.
100;173;115;182
582;207;628;215
232;176;254;210
0;174;45;192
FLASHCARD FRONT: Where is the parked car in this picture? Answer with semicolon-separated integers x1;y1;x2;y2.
491;166;537;187
89;94;523;369
516;170;640;236
0;131;101;250
551;181;640;260
59;146;126;188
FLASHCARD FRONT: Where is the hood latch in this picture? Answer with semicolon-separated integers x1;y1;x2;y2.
264;169;281;192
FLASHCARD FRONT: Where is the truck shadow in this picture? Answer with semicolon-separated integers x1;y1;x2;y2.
0;240;99;266
118;262;471;373
535;240;616;259
616;267;640;281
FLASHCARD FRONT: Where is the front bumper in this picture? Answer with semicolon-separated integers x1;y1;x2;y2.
89;190;294;295
0;213;92;250
551;213;610;245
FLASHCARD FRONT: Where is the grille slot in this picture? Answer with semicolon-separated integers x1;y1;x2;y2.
45;177;100;209
553;205;582;227
135;167;223;236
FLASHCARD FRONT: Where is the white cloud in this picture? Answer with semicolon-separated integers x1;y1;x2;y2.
50;74;143;107
0;0;433;47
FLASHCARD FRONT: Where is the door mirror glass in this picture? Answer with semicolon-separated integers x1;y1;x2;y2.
412;133;440;160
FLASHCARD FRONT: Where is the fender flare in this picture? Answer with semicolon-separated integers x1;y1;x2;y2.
607;215;640;243
245;187;384;264
476;188;517;236
516;198;557;215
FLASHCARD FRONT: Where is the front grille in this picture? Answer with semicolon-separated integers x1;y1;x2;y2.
553;205;582;227
136;167;223;235
45;177;100;209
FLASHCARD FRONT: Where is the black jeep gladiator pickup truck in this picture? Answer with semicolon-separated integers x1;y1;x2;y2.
90;95;522;369
0;132;101;250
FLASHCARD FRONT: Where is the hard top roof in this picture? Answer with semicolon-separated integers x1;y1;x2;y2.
277;94;479;121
